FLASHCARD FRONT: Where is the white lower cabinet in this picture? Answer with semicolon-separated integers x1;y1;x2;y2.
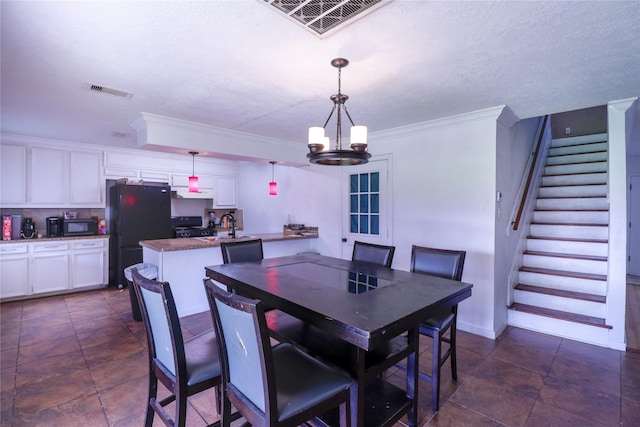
0;237;108;300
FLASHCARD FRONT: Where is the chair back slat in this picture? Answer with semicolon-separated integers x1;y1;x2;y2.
214;297;267;412
410;245;466;281
220;239;264;264
139;285;177;375
352;241;395;268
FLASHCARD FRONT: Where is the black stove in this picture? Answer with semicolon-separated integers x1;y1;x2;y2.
171;216;216;238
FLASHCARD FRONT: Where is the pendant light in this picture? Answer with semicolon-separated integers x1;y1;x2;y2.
269;161;277;196
188;151;199;193
307;58;371;166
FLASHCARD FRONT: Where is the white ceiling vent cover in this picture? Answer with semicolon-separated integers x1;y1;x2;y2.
84;83;134;100
260;0;391;38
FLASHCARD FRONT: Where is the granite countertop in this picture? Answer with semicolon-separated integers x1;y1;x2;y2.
0;234;110;244
140;232;318;252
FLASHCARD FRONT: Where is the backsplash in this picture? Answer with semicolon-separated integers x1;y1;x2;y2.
0;208;105;238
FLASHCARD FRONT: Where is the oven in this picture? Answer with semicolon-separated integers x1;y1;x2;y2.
170;216;216;238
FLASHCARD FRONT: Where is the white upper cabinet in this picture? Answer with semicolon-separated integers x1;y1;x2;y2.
214;176;237;207
1;145;104;207
0;144;27;205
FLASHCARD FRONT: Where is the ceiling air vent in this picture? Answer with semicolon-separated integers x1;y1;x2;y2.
260;0;390;38
85;83;134;100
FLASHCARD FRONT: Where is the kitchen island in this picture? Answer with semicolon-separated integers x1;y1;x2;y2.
140;233;318;316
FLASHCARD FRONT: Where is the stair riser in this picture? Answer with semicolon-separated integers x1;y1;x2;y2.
513;290;606;317
522;254;607;275
551;134;608;147
518;271;606;295
542;173;607;187
548;142;608;157
536;198;608;210
526;239;608;257
547;152;607;166
533;211;609;225
545;162;607;175
507;309;609;347
530;224;608;240
539;185;607;198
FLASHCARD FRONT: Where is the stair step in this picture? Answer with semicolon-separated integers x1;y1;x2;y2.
523;250;607;262
522;251;607;275
541;172;607;187
551;133;608;147
536;197;608;211
526;236;608;257
515;284;605;303
530;223;608;240
538;184;607;198
544;162;607;176
520;266;606;282
533;210;608;225
508;303;611;329
546;152;607;166
548;142;608;157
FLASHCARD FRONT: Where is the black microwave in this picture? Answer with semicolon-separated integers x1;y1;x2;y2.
62;218;98;236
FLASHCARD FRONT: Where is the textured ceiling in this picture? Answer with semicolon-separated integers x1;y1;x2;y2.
1;1;639;158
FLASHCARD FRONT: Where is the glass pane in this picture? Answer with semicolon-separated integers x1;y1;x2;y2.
359;194;368;213
350;215;358;233
350;195;358;213
371;172;379;192
371;215;379;235
359;173;369;192
359;215;368;233
350;174;358;193
370;194;379;213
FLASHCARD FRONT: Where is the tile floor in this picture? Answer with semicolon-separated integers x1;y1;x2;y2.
1;287;639;427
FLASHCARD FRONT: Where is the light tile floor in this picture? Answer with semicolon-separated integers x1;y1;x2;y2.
1;287;639;426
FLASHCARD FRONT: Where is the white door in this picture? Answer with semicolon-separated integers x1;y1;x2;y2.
341;156;392;259
629;175;640;276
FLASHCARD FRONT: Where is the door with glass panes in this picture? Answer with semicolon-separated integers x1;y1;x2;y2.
341;157;392;259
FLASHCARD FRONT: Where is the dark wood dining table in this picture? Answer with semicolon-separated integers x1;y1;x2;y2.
205;253;472;427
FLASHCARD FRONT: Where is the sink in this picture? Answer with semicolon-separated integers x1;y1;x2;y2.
215;235;257;240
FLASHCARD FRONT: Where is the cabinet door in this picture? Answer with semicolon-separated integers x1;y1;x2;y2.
29;147;67;204
31;253;69;294
0;145;27;205
214;176;237;207
69;151;103;205
0;244;29;299
71;239;107;288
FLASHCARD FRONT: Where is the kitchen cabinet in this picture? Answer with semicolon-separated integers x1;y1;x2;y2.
69;151;103;204
0;237;109;300
213;176;237;207
31;241;70;294
70;239;107;288
0;243;29;299
30;147;67;204
0;144;27;205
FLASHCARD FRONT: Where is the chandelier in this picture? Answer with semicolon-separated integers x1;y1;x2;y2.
307;58;371;166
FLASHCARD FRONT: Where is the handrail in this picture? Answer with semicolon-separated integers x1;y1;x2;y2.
512;115;549;230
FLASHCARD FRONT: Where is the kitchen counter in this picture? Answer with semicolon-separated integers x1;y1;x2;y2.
0;234;109;244
141;232;319;317
139;232;317;252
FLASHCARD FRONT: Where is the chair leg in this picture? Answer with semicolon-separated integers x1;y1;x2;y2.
176;389;188;427
431;330;441;412
145;374;158;427
450;320;458;380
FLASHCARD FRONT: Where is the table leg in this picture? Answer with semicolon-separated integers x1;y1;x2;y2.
406;328;419;427
351;347;366;427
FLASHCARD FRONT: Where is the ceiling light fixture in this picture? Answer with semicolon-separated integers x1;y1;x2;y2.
188;151;199;193
307;58;371;166
269;161;277;196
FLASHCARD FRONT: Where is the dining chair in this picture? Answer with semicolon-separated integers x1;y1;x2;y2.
351;240;396;268
408;244;466;412
220;238;263;264
203;279;354;427
131;268;223;427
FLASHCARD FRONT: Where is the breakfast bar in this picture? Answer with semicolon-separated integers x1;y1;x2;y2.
140;233;318;316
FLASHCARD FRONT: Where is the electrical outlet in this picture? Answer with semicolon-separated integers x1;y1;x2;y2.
565;127;571;135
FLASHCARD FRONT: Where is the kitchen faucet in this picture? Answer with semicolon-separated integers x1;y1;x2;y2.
221;213;236;238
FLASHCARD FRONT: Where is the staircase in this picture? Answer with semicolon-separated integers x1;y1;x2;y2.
507;132;612;346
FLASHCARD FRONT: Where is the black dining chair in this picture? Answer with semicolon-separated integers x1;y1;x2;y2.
131;268;223;427
220;238;263;264
203;279;354;427
408;244;466;412
351;240;395;268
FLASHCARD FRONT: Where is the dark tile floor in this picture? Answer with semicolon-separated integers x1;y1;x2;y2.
1;287;639;427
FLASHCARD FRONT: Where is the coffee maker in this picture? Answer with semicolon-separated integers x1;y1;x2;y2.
22;217;36;239
46;217;62;237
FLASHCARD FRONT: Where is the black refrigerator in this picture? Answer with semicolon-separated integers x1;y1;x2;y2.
107;182;172;288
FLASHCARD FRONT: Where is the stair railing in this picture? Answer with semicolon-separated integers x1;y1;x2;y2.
510;115;551;231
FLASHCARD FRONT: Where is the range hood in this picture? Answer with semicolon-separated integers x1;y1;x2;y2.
171;188;214;199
